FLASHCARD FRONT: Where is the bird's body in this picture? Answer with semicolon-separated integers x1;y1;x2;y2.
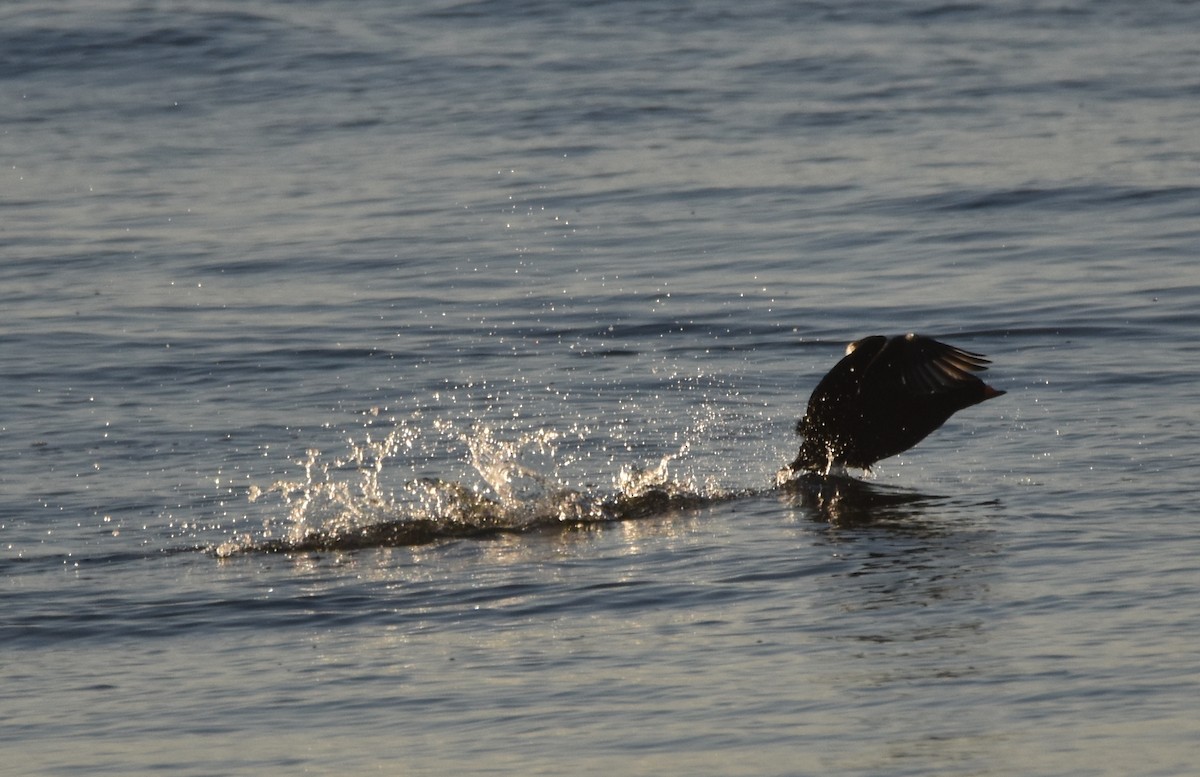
791;334;1004;473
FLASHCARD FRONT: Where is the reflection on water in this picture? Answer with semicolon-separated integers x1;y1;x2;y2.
780;471;950;527
778;471;1002;612
779;469;1005;754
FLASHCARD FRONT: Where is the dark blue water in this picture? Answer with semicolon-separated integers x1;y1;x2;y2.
4;1;1200;774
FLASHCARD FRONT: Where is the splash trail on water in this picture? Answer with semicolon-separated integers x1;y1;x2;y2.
216;418;738;556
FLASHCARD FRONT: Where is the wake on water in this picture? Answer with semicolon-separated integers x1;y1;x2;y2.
215;418;739;557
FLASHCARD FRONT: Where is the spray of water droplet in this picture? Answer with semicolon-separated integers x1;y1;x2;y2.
216;411;740;557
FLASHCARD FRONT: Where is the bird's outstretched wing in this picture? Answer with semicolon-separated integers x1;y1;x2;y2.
858;333;996;398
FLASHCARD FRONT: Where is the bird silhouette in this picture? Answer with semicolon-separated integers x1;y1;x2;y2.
791;333;1004;473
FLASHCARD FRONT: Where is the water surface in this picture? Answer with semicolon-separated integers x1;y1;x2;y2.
3;1;1200;774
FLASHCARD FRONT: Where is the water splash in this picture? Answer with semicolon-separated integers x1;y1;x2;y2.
216;418;729;556
464;425;578;515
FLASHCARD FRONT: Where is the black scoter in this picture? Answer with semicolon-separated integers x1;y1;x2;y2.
791;333;1004;473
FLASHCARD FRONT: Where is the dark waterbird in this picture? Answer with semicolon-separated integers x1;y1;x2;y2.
791;334;1004;473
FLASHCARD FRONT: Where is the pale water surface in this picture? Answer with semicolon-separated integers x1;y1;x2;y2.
3;1;1200;775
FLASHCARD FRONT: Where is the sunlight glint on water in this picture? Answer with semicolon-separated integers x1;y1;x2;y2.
219;415;725;557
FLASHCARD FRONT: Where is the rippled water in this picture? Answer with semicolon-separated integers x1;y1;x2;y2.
4;1;1200;774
